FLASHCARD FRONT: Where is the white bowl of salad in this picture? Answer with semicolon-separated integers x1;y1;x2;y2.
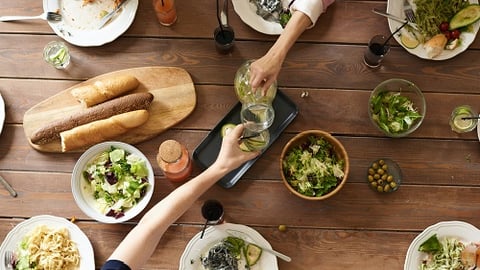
71;141;154;223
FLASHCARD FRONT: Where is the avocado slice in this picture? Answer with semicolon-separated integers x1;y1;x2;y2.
220;123;236;138
449;4;480;30
244;243;263;266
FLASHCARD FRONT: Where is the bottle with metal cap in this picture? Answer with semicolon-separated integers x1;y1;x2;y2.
156;139;192;182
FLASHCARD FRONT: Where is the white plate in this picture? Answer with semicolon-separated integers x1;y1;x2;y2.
43;0;139;47
71;141;155;224
0;92;4;135
404;220;480;270
386;0;480;60
179;223;279;270
0;215;95;269
232;0;285;35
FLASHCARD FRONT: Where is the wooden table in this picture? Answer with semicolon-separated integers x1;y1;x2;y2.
1;0;480;269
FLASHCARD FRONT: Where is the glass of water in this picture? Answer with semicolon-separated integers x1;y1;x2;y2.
240;103;275;132
43;41;70;69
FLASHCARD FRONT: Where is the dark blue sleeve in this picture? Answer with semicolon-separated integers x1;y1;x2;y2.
101;260;132;270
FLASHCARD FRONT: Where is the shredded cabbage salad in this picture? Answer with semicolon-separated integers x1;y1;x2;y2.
420;237;465;270
82;147;150;219
282;136;345;197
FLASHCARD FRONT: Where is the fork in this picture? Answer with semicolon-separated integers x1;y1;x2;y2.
0;11;62;22
403;0;416;23
4;250;14;270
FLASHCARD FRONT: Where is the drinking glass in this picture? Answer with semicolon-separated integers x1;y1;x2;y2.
43;41;70;69
449;105;478;133
240;103;275;132
201;200;224;225
214;26;235;54
363;35;390;68
241;129;270;151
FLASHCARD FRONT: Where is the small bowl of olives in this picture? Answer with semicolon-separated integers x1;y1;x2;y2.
367;158;402;193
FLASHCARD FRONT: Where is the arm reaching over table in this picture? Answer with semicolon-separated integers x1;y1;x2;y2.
100;124;259;270
249;0;334;94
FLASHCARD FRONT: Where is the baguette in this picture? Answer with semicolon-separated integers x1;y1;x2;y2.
30;92;154;145
71;74;140;107
60;110;149;152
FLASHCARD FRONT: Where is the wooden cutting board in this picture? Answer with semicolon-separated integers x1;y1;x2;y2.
23;66;196;153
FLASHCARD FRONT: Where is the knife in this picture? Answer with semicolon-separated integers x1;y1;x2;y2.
226;229;292;262
98;0;130;29
0;175;17;197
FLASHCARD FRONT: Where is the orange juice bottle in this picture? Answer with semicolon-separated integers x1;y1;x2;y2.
157;140;192;182
153;0;177;26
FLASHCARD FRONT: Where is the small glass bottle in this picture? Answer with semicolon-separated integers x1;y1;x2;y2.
157;140;192;182
153;0;177;26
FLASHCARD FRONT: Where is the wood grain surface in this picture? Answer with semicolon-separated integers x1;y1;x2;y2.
23;66;196;152
1;0;480;269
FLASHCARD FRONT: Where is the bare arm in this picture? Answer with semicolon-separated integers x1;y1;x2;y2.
249;10;312;94
105;124;259;269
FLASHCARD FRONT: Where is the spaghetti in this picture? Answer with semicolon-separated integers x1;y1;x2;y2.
18;225;80;270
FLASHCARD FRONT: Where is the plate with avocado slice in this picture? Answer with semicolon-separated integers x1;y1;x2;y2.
387;0;480;60
179;223;278;270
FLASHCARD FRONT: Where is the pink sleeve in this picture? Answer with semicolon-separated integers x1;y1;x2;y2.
290;0;334;28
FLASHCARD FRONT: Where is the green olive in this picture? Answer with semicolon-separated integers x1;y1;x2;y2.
378;159;385;166
372;163;379;169
368;175;374;182
377;168;385;175
390;182;397;189
387;175;394;183
368;168;375;175
384;184;391;192
278;224;287;232
382;164;388;170
377;185;384;192
381;174;388;181
377;179;384;186
371;182;378;188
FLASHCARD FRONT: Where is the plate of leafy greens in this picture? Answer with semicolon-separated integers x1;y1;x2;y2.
179;223;279;270
71;141;154;223
386;0;480;60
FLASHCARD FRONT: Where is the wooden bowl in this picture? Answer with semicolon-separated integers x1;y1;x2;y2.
280;130;349;200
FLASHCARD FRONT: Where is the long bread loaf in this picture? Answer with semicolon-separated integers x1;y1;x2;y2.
71;74;140;107
60;110;149;152
30;92;154;145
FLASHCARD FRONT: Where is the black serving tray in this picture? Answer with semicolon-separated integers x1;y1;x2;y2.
193;90;298;188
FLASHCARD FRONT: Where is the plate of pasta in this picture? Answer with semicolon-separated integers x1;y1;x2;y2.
43;0;138;46
386;0;480;60
404;221;480;270
0;215;95;269
231;0;285;35
179;223;279;270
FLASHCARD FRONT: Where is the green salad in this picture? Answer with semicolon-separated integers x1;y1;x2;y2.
370;91;422;135
82;147;150;219
282;136;345;197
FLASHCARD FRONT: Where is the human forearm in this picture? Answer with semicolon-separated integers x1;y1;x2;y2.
264;11;312;62
107;164;229;269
